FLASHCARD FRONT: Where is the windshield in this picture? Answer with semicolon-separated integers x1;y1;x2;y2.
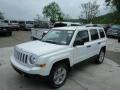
41;30;74;45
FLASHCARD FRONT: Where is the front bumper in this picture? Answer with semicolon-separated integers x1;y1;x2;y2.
10;56;47;76
11;63;47;80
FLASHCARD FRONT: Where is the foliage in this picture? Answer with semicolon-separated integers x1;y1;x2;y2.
63;18;86;24
105;0;120;12
80;1;99;23
64;11;120;24
42;2;64;23
93;11;120;24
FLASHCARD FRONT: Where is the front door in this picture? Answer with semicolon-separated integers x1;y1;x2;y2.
73;30;91;64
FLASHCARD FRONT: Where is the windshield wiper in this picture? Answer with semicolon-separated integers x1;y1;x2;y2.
42;40;58;44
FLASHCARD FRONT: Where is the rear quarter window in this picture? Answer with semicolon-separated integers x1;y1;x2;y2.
99;29;105;38
90;29;99;40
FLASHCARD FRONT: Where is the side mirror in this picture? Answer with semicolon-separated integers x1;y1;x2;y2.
42;32;47;38
73;39;84;46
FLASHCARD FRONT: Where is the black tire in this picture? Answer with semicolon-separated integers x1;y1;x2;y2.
107;35;109;38
48;63;68;88
118;38;120;43
8;32;12;36
95;49;105;64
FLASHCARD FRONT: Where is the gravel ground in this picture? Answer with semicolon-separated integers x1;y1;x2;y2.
1;47;120;90
106;38;120;52
106;51;120;64
0;31;31;48
106;38;120;64
0;31;120;90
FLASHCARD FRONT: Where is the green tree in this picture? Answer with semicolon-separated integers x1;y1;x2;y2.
106;0;120;12
42;2;64;23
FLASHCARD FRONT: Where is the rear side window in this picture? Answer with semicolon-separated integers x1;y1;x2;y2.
90;29;99;40
76;30;89;43
99;29;105;38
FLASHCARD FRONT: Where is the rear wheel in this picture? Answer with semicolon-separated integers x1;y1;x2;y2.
48;63;68;88
95;49;105;64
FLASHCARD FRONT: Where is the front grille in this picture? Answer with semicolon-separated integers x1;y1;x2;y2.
14;48;29;64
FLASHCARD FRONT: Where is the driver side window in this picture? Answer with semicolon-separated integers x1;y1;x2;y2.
75;30;89;43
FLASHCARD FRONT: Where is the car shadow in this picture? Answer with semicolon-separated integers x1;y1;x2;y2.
68;58;98;78
15;75;52;90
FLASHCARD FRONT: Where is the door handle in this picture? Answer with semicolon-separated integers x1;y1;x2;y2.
86;45;91;48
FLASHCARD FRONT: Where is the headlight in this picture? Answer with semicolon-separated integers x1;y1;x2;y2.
29;55;37;64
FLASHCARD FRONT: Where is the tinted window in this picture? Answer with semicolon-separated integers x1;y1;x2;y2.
99;29;105;38
90;29;99;40
71;24;81;26
26;21;34;24
54;23;67;27
10;21;18;23
34;22;49;28
75;30;89;43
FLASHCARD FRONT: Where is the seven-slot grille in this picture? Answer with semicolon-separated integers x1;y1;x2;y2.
14;48;29;64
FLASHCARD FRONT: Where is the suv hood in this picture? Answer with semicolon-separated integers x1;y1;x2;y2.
16;40;68;56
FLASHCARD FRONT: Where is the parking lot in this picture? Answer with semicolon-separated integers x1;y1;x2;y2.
0;31;31;48
0;31;120;90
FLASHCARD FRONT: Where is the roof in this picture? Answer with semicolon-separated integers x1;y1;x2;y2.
53;26;104;31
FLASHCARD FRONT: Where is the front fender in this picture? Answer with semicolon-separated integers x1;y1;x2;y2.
45;52;73;75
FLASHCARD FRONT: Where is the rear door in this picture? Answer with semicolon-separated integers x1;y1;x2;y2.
98;29;106;50
88;29;100;56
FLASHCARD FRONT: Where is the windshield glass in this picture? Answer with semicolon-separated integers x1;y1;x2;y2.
41;30;74;45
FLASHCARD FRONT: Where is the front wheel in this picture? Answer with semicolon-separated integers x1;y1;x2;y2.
95;49;105;64
48;63;68;88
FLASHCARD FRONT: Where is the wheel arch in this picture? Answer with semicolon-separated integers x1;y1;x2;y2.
52;58;71;72
100;46;106;53
47;58;71;76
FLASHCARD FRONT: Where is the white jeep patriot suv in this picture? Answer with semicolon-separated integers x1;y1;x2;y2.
11;26;107;88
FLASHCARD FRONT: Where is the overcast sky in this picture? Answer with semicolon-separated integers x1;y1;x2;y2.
0;0;109;20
